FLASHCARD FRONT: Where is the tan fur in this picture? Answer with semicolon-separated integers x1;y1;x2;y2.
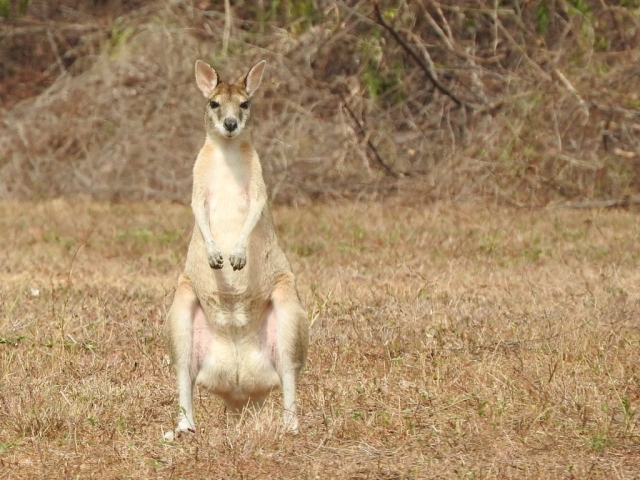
164;60;309;439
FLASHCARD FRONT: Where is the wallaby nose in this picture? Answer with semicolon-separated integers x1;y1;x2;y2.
223;118;238;132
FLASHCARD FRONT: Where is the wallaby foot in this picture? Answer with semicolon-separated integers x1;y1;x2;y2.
164;417;195;441
283;408;299;435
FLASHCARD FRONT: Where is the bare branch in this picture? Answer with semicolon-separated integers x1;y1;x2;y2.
373;3;469;109
340;95;399;178
222;0;232;57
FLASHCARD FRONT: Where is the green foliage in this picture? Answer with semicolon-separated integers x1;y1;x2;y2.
587;433;611;452
627;99;640;109
383;7;398;21
594;35;609;52
357;34;403;101
43;231;75;250
477;399;488;417
535;2;550;34
0;442;17;452
263;0;320;34
620;396;634;425
567;0;591;17
464;16;477;34
289;0;318;29
0;334;25;346
362;63;401;100
118;228;153;245
0;0;29;19
290;240;324;257
107;18;135;55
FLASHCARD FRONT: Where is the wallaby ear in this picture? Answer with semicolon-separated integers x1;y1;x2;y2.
243;60;266;98
195;60;218;98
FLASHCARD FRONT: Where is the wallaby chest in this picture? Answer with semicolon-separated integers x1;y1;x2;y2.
197;145;252;250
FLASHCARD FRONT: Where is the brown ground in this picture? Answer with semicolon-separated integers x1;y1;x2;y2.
1;199;639;479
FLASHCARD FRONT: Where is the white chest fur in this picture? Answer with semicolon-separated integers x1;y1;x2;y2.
202;145;251;253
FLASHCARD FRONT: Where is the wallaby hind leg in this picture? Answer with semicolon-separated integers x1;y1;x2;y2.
271;279;309;434
165;278;199;439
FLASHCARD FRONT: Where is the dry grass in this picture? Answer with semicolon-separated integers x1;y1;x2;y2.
1;199;639;478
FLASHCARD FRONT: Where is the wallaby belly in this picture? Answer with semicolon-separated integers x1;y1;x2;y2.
191;301;280;408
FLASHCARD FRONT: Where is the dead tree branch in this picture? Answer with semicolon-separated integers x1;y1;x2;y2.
373;3;468;109
341;95;399;178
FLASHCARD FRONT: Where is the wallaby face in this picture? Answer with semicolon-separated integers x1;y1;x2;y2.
195;60;265;139
164;60;309;441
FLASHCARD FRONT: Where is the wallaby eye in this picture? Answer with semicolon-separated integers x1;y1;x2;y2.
240;101;249;109
209;100;219;109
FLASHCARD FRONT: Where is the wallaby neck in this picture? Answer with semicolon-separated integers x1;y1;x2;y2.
205;132;253;154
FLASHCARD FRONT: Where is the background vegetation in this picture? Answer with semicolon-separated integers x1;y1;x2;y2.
1;0;639;205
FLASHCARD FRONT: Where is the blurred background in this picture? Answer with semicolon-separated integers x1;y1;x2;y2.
0;0;639;206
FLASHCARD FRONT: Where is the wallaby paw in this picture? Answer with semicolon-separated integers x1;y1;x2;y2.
207;249;224;269
229;248;246;271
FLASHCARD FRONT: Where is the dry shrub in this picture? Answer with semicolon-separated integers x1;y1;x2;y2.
0;0;349;202
1;0;640;204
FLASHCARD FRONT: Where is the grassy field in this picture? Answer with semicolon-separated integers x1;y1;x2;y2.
1;199;639;479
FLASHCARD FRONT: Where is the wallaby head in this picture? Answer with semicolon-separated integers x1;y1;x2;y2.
194;59;266;140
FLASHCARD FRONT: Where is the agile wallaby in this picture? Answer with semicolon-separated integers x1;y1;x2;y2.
164;60;309;439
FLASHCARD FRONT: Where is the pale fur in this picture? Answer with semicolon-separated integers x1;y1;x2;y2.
165;60;309;439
